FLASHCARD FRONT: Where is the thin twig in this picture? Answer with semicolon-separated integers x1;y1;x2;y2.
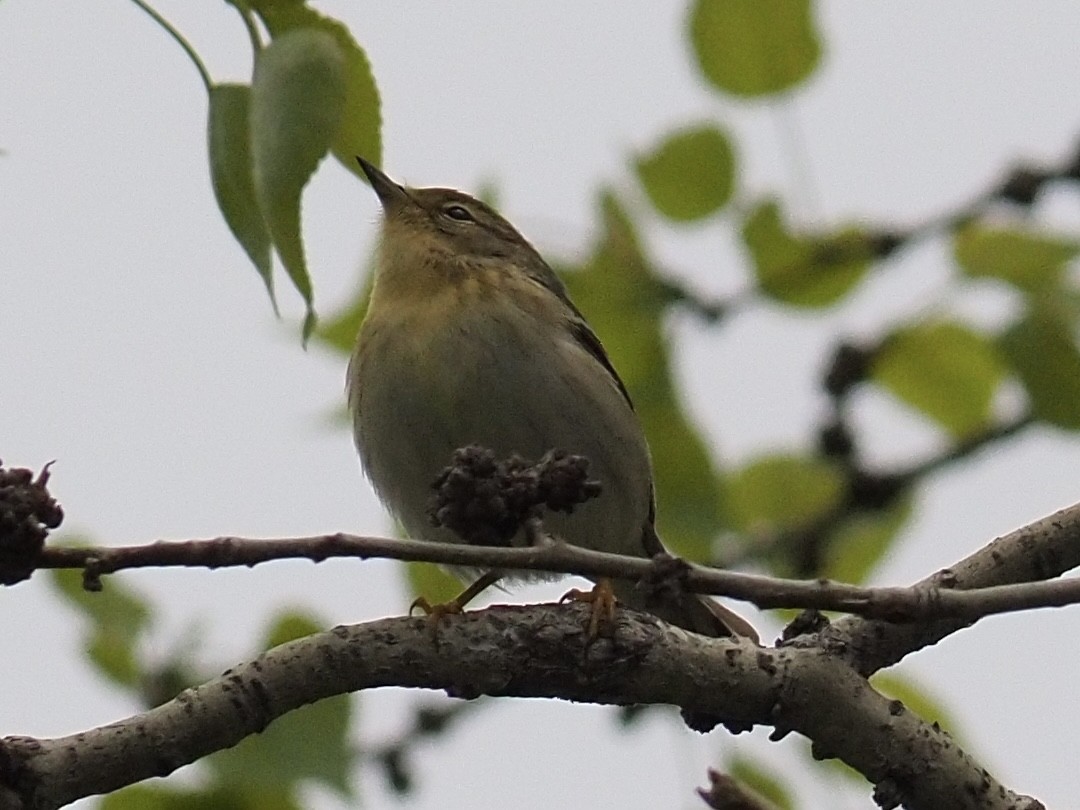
19;499;1080;625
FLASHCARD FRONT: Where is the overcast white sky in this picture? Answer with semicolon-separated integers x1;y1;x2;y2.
4;3;1080;808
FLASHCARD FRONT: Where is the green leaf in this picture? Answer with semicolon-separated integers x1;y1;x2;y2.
209;611;355;798
103;783;299;810
725;454;845;534
208;84;275;312
742;200;871;307
560;192;722;560
635;124;735;221
250;5;382;176
688;0;821;98
245;0;308;15
821;496;912;585
314;269;373;355
871;321;1006;438
405;561;464;605
870;672;963;739
954;224;1079;293
50;563;153;688
813;672;966;788
263;611;322;648
1000;305;1080;429
251;28;347;342
726;754;793;810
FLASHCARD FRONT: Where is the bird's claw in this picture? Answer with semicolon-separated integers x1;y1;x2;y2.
560;578;618;638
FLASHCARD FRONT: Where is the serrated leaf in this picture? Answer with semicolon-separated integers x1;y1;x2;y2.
251;28;347;342
560;192;722;560
50;564;153;688
208;84;276;312
251;5;381;176
821;496;912;585
688;0;821;98
871;321;1006;438
726;754;793;810
208;611;355;798
742;200;871;307
726;454;845;535
954;224;1078;293
1000;305;1080;429
635;124;735;221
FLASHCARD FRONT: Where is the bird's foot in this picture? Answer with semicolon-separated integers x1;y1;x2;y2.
409;595;465;621
560;577;618;638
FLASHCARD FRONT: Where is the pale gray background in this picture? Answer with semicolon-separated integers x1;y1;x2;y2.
3;3;1080;808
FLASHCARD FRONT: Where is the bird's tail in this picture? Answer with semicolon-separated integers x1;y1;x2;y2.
613;581;759;643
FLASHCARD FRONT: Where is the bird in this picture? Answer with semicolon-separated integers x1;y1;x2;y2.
347;157;756;643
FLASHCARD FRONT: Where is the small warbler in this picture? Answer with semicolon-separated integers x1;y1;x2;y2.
348;158;755;641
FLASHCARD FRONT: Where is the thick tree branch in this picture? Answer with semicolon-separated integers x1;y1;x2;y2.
826;501;1080;675
0;605;1043;810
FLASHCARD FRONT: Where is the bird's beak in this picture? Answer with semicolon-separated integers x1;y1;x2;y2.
356;157;410;211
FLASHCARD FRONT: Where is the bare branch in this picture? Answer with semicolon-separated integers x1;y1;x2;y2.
826;501;1080;675
19;502;1080;628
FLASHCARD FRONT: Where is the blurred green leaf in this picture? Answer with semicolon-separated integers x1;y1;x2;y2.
812;740;872;786
811;672;965;788
821;496;912;585
560;192;722;559
103;783;299;810
726;454;845;534
870;672;963;740
1000;304;1080;429
251;4;382;177
208;611;355;799
262;611;322;648
635;124;735;221
50;563;153;688
871;321;1006;438
208;84;275;311
726;754;793;810
954;224;1078;293
251;28;347;341
742;200;871;307
688;0;821;97
314;269;373;355
405;560;464;604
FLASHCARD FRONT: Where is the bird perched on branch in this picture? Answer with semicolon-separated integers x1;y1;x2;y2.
348;157;756;643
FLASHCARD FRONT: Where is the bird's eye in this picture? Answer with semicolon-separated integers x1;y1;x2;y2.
443;204;475;222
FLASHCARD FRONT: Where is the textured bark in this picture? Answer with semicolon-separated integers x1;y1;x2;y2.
0;604;1043;810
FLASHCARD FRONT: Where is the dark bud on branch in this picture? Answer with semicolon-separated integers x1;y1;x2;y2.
0;459;63;585
428;445;601;546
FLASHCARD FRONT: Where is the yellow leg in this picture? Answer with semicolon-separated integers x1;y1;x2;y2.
410;570;502;623
560;577;618;638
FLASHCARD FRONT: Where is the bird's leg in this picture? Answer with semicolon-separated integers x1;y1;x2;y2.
560;576;618;638
410;570;502;623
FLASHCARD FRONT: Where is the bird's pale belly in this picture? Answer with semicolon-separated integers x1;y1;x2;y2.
352;310;653;580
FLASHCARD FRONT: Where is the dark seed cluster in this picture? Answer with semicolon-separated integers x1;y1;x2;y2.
428;445;602;547
0;460;63;585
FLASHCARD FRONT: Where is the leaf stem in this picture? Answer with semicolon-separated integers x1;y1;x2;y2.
231;1;264;54
128;0;213;93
